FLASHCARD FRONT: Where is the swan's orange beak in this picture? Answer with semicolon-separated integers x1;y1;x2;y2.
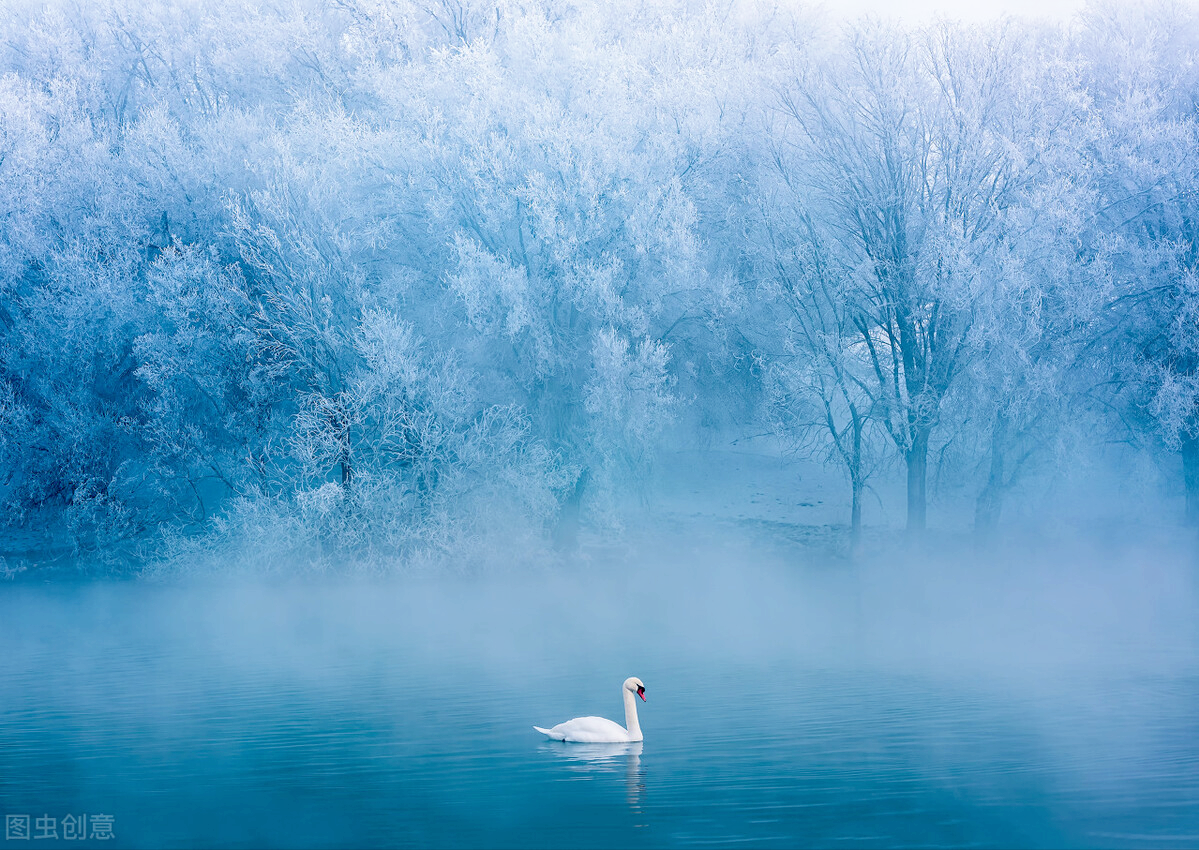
637;687;646;701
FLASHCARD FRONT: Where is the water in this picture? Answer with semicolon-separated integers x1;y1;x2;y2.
2;558;1198;849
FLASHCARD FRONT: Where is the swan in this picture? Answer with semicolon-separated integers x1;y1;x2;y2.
534;677;646;743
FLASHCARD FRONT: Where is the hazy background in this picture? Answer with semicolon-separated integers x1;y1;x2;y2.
2;4;1198;845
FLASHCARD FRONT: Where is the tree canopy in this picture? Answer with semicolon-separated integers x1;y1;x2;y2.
1;0;1195;569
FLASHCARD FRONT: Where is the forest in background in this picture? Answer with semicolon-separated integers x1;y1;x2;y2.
1;0;1197;572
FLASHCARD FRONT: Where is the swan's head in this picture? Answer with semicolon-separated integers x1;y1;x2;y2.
624;677;646;702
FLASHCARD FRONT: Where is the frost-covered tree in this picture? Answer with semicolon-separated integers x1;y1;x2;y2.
744;191;885;542
947;29;1103;537
379;0;737;540
0;37;155;545
1078;1;1199;523
761;21;1048;533
134;246;272;521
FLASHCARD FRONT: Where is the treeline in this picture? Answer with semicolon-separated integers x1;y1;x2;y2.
0;0;1196;567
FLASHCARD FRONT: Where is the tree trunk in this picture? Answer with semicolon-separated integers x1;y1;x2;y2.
974;412;1007;539
905;427;930;534
1182;431;1199;526
850;476;863;545
849;403;863;546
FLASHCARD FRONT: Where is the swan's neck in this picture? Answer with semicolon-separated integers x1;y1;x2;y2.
623;688;643;742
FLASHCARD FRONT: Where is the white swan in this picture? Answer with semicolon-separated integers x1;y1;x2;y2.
534;677;646;743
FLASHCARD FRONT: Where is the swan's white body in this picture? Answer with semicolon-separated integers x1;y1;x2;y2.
534;677;646;743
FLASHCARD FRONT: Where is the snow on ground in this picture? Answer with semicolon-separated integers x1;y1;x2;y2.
650;445;846;528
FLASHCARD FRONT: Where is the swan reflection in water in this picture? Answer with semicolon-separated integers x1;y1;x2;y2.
539;740;646;812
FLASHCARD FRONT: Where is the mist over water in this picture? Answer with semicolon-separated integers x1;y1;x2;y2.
3;518;1197;848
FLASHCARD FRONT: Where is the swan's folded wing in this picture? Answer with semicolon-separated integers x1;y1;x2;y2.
543;716;631;743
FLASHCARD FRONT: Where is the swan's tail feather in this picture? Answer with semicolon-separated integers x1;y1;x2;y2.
533;726;554;737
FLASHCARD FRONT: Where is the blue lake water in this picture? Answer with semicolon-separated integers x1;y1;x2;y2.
2;552;1198;849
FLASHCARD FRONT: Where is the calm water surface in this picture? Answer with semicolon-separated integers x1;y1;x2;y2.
1;570;1197;849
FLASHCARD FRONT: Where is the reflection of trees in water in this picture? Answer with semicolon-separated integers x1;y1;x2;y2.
539;741;645;815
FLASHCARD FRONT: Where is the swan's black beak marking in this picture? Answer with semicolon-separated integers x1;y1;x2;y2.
637;686;646;702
